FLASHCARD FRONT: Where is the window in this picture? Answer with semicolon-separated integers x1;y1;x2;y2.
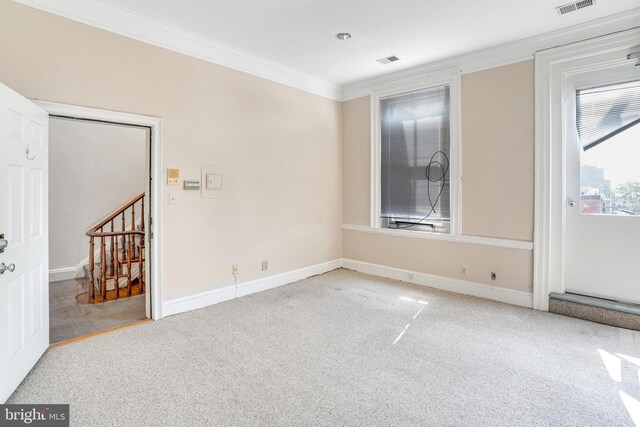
577;80;640;215
379;85;451;233
370;66;462;235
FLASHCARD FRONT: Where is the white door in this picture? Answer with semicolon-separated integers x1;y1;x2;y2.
0;83;49;402
565;60;640;305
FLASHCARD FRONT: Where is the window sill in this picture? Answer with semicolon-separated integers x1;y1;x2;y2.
341;224;533;250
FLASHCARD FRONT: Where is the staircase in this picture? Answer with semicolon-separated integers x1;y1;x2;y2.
76;193;146;304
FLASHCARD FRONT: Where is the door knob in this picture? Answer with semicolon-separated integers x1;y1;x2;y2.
0;235;7;253
568;200;577;207
0;263;15;274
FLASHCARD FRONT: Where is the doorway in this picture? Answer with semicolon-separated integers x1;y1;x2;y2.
48;116;151;343
533;28;640;311
565;74;640;305
0;86;164;401
34;101;164;336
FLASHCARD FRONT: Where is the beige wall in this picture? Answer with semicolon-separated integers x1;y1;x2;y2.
0;0;342;301
49;118;148;271
1;0;536;300
461;61;534;241
342;61;535;292
342;97;370;226
343;230;532;292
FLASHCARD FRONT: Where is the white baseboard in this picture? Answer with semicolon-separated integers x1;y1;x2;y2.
49;266;84;282
162;284;237;317
49;245;101;282
162;257;531;318
162;259;343;317
342;258;533;308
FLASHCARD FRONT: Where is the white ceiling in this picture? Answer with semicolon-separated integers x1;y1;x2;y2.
97;0;639;86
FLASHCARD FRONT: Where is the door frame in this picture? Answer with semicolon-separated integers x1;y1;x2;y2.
33;101;164;320
533;28;640;311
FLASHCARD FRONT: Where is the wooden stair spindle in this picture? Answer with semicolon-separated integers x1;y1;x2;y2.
140;197;145;293
126;234;133;297
110;221;115;277
121;235;126;278
141;197;145;232
113;231;120;300
89;237;95;301
100;236;107;301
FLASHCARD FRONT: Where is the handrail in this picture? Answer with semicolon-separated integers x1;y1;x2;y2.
86;192;145;235
86;230;145;238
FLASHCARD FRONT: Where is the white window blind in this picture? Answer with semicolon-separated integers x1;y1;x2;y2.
380;85;450;232
576;80;640;151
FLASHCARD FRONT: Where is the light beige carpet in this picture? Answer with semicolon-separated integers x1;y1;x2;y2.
49;279;146;343
11;269;640;426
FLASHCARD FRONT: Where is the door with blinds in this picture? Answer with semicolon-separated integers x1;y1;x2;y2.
564;63;640;304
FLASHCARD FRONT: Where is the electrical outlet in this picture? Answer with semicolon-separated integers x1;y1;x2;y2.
232;265;238;276
461;266;467;276
491;271;497;280
261;260;268;271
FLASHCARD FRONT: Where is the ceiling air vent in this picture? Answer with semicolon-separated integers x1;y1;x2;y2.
377;55;399;65
556;0;595;15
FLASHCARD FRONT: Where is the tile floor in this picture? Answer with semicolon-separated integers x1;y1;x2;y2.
49;279;146;343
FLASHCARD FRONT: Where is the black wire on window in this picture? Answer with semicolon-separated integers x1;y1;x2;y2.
391;150;449;230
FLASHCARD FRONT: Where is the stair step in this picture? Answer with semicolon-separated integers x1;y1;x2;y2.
83;262;141;291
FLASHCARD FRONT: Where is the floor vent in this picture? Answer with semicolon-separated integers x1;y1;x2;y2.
377;55;399;65
557;0;595;15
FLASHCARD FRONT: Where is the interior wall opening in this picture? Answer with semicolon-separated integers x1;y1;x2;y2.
48;116;152;344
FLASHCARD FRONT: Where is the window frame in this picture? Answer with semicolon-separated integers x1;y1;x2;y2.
370;66;462;235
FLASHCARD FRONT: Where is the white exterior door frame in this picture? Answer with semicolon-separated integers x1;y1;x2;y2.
34;101;164;320
533;28;640;311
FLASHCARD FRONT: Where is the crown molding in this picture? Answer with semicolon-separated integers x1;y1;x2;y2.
342;7;640;101
13;0;342;101
12;1;640;102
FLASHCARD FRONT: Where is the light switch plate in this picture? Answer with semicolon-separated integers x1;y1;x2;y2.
201;165;224;199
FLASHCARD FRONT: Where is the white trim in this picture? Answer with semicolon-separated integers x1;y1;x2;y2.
369;94;381;228
49;266;81;282
163;259;342;317
12;1;640;102
236;259;342;297
14;0;341;101
34;100;165;320
162;285;237;318
163;257;533;316
533;28;640;311
343;8;640;101
342;224;533;251
343;259;533;308
369;67;462;234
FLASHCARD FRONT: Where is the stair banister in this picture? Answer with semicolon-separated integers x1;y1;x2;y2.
83;192;146;304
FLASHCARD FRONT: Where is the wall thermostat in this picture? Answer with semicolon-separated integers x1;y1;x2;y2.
201;165;224;199
167;168;179;185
